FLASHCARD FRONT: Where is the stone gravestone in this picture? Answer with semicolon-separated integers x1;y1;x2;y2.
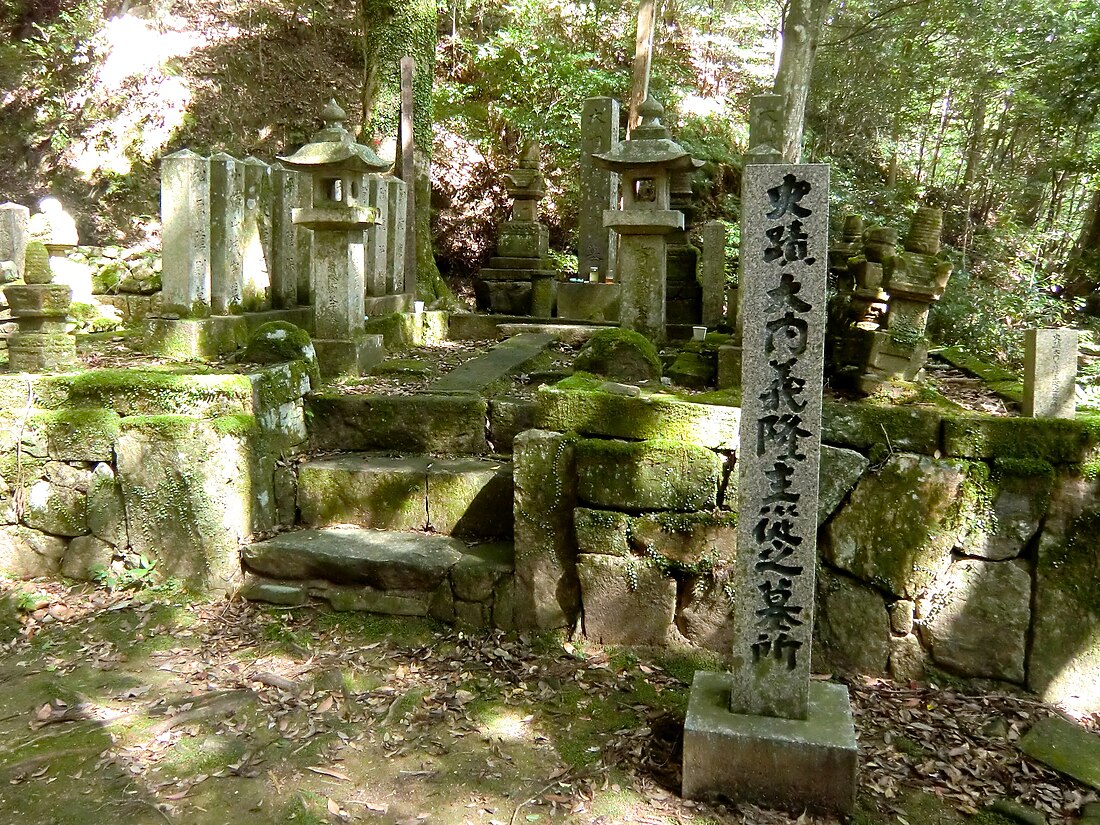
270;161;303;308
0;202;31;280
386;176;408;295
699;219;726;326
683;163;857;814
160;149;212;316
1024;328;1078;419
578;97;620;284
241;156;273;312
208;152;245;315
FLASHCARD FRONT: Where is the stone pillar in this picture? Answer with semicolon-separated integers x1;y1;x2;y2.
0;203;31;280
241;156;273;312
311;231;366;341
160;149;211;316
579;97;620;283
666;168;702;325
619;234;670;339
1024;328;1078;419
365;175;389;298
699;220;726;326
683;163;857;814
270;162;302;309
209;152;244;315
386;176;408;295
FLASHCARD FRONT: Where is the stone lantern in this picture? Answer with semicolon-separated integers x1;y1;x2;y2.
594;97;695;342
278;99;389;376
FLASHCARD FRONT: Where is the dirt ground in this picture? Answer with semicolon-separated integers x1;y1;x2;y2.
0;580;1096;825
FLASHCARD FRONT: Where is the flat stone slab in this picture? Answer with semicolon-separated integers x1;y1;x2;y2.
1019;716;1100;791
497;323;614;344
242;527;466;591
429;332;554;394
682;673;858;814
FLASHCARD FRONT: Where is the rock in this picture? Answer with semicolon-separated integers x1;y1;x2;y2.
577;553;675;645
675;577;736;653
575;438;720;512
450;542;513;602
818;445;869;525
1028;476;1100;713
243;322;320;390
629;511;737;565
822;400;942;455
573;328;661;382
918;558;1031;683
426;459;514;539
960;473;1051;561
888;633;926;682
667;351;714;389
22;480;87;536
117;417;267;592
488;396;537;454
1018;715;1100;792
60;535;114;581
815;567;890;675
824;453;969;597
512;430;579;630
986;799;1046;825
238;576;309;606
574;507;632;556
243;528;464;591
87;463;127;548
0;525;67;577
890;599;915;635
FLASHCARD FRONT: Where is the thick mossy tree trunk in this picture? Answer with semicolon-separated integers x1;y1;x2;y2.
357;0;450;304
773;0;830;164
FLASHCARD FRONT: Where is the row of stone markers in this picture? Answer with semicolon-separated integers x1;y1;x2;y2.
158;138;408;350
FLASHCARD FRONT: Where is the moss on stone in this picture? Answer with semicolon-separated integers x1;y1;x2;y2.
943;415;1100;465
119;414;198;439
35;408;120;461
667;351;715;389
574;328;662;382
41;368;254;417
211;414;259;438
243;321;313;362
23;241;51;284
822;398;943;455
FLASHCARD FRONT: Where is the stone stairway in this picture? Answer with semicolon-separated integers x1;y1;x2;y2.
238;329;576;627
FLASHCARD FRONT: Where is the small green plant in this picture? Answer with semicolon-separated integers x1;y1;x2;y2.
92;554;157;592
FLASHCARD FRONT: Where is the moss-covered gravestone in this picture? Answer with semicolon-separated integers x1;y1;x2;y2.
573;328;661;382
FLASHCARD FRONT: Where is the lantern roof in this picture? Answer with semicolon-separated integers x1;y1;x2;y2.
593;97;695;173
278;99;390;174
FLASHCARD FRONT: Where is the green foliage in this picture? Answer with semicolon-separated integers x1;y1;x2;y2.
92;553;157;593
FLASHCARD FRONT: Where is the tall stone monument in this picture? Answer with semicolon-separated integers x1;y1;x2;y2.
161;148;212;317
278;99;387;376
683;163;858;814
594;97;694;343
476;142;556;317
578;97;620;284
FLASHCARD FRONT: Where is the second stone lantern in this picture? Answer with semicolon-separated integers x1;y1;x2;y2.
594;97;695;342
278;99;389;376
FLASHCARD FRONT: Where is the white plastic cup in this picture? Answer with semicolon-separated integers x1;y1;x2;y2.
413;300;425;314
692;325;707;341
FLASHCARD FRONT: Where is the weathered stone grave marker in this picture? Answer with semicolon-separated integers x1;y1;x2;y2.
0;202;30;280
578;97;620;285
1024;328;1078;419
399;55;417;300
683;163;858;814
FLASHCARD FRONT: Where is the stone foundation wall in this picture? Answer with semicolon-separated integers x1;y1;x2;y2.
0;361;311;592
520;379;1100;714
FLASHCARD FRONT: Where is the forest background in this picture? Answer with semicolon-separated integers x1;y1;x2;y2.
0;0;1098;369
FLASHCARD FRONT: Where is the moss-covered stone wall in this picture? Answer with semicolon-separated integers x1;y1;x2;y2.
521;382;1100;715
0;362;311;593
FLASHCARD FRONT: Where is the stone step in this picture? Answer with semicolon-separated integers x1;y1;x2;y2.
496;323;613;345
240;527;515;628
307;392;488;454
298;453;513;538
428;332;554;395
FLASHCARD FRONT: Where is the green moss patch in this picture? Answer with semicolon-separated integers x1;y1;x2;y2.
943;415;1100;465
573;328;662;382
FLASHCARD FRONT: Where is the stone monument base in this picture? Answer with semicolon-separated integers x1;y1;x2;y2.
556;282;620;323
682;672;858;814
364;292;413;317
8;333;78;373
142;308;314;360
314;335;384;377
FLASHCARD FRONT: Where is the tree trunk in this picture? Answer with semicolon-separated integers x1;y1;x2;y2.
357;0;446;303
628;0;658;134
773;0;829;164
1063;187;1100;299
